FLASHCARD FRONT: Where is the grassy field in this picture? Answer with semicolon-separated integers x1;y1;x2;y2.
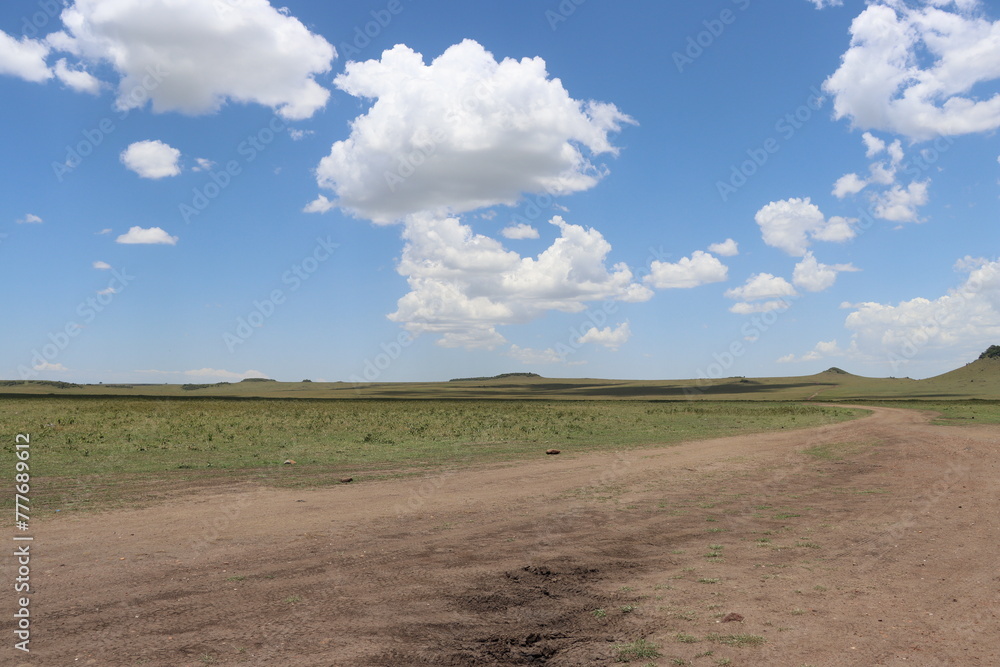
4;398;865;514
851;400;1000;424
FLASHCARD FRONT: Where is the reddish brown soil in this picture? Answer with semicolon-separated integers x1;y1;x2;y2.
6;405;999;666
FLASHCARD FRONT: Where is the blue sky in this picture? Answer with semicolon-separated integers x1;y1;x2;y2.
1;0;998;383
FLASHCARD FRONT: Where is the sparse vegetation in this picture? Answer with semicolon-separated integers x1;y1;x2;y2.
708;633;766;647
705;544;725;559
0;397;865;514
873;400;1000;424
614;638;661;662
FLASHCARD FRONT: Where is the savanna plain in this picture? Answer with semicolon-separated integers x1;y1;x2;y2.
1;363;998;666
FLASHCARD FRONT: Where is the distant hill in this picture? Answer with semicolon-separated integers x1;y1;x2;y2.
2;347;998;401
927;349;1000;384
0;380;81;389
449;372;542;382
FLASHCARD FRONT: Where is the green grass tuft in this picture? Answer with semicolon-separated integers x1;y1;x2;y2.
614;638;661;662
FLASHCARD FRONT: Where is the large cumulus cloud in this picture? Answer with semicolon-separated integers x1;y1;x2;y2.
311;39;635;223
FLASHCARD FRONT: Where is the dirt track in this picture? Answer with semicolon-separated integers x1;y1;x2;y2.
7;405;1000;666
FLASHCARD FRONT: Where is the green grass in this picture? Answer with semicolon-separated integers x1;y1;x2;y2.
614;638;661;662
866;400;1000;424
2;397;864;512
707;633;766;647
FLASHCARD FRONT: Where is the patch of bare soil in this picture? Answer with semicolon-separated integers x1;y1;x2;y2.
5;406;999;666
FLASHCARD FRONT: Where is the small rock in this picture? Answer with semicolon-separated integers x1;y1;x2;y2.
340;477;353;483
721;612;744;623
545;449;561;455
283;459;296;465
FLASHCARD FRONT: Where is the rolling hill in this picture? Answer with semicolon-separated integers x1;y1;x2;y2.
2;351;998;402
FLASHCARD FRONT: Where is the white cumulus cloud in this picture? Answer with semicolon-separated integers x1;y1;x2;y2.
725;273;798;302
115;226;178;245
48;0;335;119
862;131;886;157
708;238;739;257
832;172;868;198
303;195;335;214
92;260;111;270
501;223;540;240
16;214;43;224
120;140;181;179
730;300;792;315
833;133;930;222
754;197;857;256
53;58;100;94
313;40;635;223
824;1;1000;140
644;250;729;289
842;256;1000;362
792;251;859;292
388;214;651;349
0;30;52;83
578;321;631;350
873;181;930;223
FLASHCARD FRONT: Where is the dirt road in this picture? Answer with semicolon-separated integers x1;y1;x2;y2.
6;405;999;665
